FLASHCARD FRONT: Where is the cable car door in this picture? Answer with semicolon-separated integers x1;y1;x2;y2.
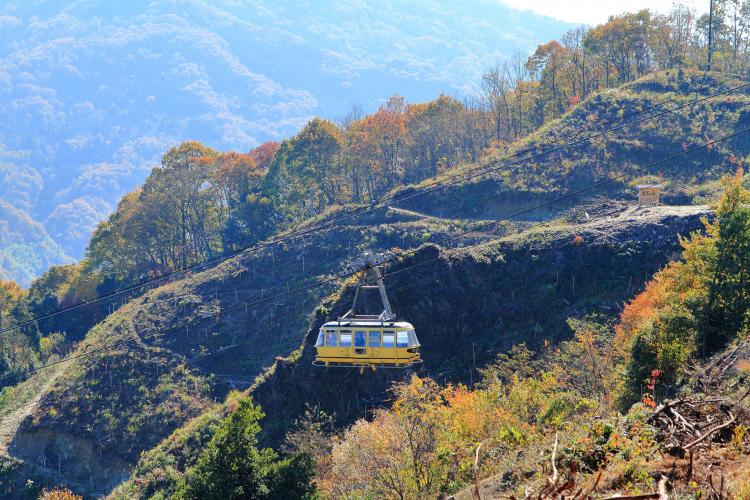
382;330;396;363
367;330;381;361
354;331;368;360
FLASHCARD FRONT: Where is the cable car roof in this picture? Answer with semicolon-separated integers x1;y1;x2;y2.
322;320;414;328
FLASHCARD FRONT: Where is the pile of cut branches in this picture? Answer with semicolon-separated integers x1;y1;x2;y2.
647;397;739;456
646;341;750;457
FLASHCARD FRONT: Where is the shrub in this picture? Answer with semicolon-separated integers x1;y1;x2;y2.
39;488;82;500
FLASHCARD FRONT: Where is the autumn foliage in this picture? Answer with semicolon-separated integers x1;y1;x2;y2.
39;488;82;500
616;171;750;404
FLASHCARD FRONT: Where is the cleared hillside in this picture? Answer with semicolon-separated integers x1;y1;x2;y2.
393;71;750;220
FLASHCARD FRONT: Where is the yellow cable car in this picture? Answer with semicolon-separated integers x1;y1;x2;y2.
313;320;421;368
313;252;422;369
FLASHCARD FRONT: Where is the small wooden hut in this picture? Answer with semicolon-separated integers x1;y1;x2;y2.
636;184;663;206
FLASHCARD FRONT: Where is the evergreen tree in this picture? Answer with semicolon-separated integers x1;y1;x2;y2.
700;171;750;354
175;399;315;499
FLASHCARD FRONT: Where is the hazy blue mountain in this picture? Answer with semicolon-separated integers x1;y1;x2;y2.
0;0;571;285
0;199;73;286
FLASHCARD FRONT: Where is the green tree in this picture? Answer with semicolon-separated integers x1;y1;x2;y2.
0;281;38;387
700;171;750;354
175;399;315;499
86;142;224;286
144;141;220;270
24;263;99;340
264;118;344;221
526;41;571;117
211;152;267;250
618;171;750;404
266;453;317;500
406;95;466;181
584;10;655;85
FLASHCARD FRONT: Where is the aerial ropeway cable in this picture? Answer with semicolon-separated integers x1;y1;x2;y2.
4;77;749;338
7;128;750;386
8;125;750;381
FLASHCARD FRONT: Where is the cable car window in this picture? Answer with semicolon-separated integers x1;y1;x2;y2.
340;333;352;347
408;330;420;347
397;331;409;347
383;333;395;347
368;331;381;347
315;331;325;347
326;332;337;346
354;331;366;347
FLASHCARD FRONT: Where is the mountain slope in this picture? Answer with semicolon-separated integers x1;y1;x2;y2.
0;71;749;496
0;200;72;286
114;204;709;498
391;71;750;220
4;207;482;494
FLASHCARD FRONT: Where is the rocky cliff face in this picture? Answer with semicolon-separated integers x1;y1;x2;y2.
251;205;710;446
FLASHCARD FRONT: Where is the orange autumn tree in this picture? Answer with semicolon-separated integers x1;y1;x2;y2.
526;40;572;118
616;171;750;405
248;140;280;171
0;280;25;313
351;96;410;196
39;488;82;500
325;376;528;499
615;221;715;404
324;363;595;498
325;376;448;499
406;95;466;181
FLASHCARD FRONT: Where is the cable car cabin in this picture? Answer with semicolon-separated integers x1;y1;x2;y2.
314;251;422;369
313;319;422;368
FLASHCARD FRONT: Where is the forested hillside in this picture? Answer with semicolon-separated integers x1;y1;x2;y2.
0;0;571;283
0;2;750;498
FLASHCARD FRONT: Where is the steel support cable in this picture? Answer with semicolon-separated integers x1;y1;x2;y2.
5;79;749;337
12;127;748;383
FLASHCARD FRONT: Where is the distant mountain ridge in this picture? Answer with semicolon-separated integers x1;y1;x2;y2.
0;0;571;285
0;200;72;287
